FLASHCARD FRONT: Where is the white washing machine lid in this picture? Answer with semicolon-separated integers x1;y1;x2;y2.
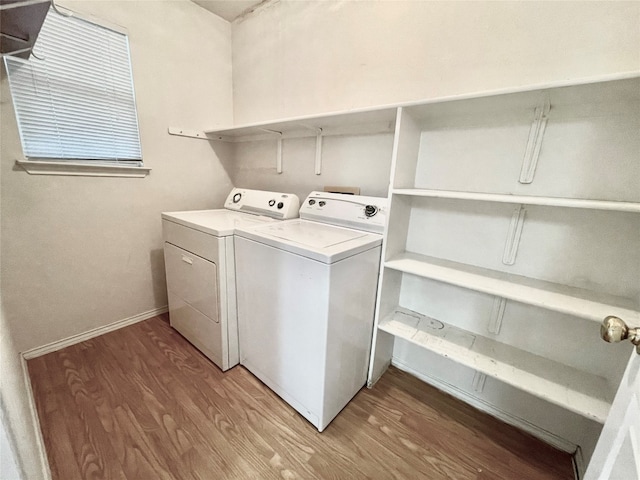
235;219;382;264
161;209;274;237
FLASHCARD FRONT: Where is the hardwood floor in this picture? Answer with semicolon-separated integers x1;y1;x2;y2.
28;314;574;480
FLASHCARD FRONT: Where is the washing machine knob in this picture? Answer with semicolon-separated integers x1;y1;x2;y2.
277;202;284;209
308;199;316;205
365;205;378;217
233;193;242;203
268;199;276;207
319;201;326;207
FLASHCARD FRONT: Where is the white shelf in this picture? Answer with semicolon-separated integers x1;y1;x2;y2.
205;107;398;142
379;307;612;423
384;253;640;324
392;189;640;213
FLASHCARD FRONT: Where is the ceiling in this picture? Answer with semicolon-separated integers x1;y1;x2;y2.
192;0;265;22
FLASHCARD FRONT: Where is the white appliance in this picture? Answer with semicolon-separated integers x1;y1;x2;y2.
234;191;387;431
161;188;300;371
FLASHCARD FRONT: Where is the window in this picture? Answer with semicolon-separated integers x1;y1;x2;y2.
4;7;147;176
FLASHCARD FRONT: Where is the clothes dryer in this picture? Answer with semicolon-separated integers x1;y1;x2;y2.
234;191;387;430
162;188;299;371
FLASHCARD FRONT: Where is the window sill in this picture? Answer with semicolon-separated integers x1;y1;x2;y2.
16;160;151;178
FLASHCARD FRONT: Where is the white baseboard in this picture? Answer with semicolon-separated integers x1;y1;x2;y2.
22;306;168;360
391;358;578;454
19;356;51;480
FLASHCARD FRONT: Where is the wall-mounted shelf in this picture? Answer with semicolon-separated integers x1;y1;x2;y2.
392;189;640;213
379;308;612;423
205;107;397;142
384;253;640;324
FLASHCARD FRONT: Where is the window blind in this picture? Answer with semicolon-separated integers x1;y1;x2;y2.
4;8;142;164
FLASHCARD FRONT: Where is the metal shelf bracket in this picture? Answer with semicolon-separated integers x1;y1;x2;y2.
167;127;209;140
503;204;526;265
519;96;550;184
259;128;283;174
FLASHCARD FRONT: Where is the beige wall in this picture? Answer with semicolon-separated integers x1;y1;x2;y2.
231;0;640;124
1;0;233;353
1;3;232;476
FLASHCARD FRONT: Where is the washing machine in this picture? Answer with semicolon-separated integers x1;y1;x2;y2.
234;191;387;431
161;188;300;371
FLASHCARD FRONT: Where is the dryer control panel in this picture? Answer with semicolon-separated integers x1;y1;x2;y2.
300;191;388;234
224;188;300;219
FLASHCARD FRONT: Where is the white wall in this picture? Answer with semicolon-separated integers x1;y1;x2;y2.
224;133;394;200
0;0;233;353
232;0;640;123
227;0;639;200
227;0;640;464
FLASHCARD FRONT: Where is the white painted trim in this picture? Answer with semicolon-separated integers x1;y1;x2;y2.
391;357;578;454
19;356;51;480
16;160;151;178
22;306;168;360
573;446;586;480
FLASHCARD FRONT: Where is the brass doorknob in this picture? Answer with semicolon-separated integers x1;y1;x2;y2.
601;316;640;354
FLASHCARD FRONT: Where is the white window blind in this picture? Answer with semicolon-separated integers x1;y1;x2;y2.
4;8;142;165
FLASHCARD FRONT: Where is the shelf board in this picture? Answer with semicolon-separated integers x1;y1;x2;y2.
379;307;612;423
205;107;398;142
384;253;640;324
392;189;640;213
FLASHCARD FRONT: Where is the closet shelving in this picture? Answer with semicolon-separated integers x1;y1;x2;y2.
379;307;611;422
199;73;639;428
384;253;640;325
369;75;640;425
204;107;398;142
391;189;640;213
205;107;397;174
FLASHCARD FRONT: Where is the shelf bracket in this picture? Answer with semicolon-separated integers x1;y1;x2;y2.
299;124;324;175
0;32;30;44
167;127;209;140
472;372;487;393
519;96;550;184
314;131;323;175
259;128;283;174
502;205;526;266
488;297;507;335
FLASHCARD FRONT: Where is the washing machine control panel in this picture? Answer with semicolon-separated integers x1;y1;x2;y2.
225;188;300;219
300;191;388;234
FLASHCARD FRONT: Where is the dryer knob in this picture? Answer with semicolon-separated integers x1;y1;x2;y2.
268;199;276;207
233;193;242;203
365;205;378;217
277;202;284;209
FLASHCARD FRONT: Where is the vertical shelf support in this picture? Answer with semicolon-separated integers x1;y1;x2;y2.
314;128;323;175
472;372;487;393
488;297;507;335
503;205;526;266
300;124;324;175
259;128;283;174
519;96;550;184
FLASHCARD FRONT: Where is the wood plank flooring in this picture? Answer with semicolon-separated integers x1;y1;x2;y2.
28;314;575;480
